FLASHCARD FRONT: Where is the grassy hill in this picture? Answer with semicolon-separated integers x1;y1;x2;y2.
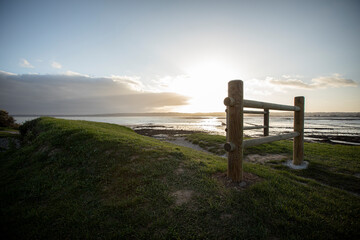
0;117;359;239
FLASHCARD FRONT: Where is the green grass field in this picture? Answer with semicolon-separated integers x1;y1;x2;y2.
186;133;360;194
0;117;359;239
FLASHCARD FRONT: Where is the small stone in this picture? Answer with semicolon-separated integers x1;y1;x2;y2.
239;181;247;187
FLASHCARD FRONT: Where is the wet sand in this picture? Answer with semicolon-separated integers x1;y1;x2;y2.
134;127;360;146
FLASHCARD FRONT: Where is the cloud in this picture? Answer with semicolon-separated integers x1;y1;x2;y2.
0;71;189;114
243;78;283;98
19;58;34;68
269;74;357;89
312;74;357;88
282;74;303;79
64;70;89;77
51;61;62;69
270;78;313;89
0;70;16;76
109;75;145;92
148;75;190;93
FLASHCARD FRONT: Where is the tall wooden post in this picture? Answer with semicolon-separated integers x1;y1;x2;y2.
225;108;229;159
264;109;269;136
293;96;305;165
225;108;229;142
223;80;244;182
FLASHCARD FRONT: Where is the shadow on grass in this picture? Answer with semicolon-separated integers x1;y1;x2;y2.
274;162;360;195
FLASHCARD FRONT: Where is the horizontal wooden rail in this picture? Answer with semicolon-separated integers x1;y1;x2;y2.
243;132;299;148
243;110;266;114
244;99;300;111
243;125;267;130
224;80;305;182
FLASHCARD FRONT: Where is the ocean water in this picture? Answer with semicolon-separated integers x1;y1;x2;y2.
14;115;360;144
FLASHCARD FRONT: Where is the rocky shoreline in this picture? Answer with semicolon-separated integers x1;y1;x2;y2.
307;134;360;145
134;127;360;146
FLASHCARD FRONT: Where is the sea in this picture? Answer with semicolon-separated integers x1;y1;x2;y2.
14;114;360;145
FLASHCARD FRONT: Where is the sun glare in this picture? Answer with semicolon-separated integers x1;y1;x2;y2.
169;60;239;112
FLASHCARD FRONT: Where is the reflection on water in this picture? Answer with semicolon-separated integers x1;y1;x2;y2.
196;117;222;132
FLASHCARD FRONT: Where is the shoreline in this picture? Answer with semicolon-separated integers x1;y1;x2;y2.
306;134;360;145
134;127;360;146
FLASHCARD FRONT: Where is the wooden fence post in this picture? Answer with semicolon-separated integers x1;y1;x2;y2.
223;80;244;182
225;108;229;142
264;109;269;136
293;96;305;165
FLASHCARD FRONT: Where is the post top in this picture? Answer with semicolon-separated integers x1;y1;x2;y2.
229;79;243;84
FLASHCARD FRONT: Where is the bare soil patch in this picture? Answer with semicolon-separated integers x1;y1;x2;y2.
245;154;288;164
171;190;194;206
214;172;262;191
174;167;185;175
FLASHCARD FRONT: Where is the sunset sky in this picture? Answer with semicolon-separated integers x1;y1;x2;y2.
1;0;359;114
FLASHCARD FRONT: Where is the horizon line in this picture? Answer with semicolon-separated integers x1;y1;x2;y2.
12;111;360;117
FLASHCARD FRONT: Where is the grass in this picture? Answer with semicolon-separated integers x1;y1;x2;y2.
0;127;18;131
186;133;227;155
0;128;19;138
186;133;360;194
0;117;359;239
0;128;20;151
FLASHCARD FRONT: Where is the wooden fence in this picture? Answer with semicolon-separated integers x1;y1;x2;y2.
223;80;305;182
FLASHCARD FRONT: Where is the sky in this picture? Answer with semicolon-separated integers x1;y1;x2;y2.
0;0;359;114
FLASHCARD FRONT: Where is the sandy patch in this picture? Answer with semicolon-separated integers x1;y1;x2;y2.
174;163;185;175
245;154;288;164
171;190;194;206
174;167;185;175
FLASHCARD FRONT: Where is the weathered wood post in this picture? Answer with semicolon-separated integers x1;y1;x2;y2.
225;108;229;142
264;109;269;136
293;96;305;165
225;108;229;159
223;80;244;182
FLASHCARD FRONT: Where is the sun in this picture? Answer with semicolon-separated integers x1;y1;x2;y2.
168;59;240;112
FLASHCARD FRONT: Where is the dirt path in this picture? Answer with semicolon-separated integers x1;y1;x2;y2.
164;136;289;165
0;130;20;134
165;137;213;154
134;128;292;164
